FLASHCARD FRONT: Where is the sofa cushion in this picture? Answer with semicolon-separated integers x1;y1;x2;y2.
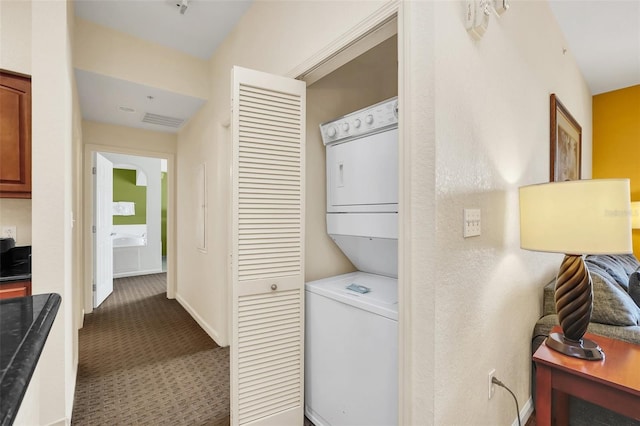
629;267;640;309
589;263;640;326
585;254;639;292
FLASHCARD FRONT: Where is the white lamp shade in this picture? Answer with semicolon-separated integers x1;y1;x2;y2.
519;179;632;255
632;201;640;229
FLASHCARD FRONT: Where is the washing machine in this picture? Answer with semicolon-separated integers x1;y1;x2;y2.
305;97;399;426
305;271;398;426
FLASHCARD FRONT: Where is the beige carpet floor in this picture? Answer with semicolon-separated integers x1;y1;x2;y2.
72;273;230;425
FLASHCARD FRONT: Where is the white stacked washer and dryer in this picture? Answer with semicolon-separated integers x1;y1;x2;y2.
305;97;399;426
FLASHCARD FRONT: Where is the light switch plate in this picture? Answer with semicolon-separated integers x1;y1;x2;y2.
463;209;481;238
2;226;17;240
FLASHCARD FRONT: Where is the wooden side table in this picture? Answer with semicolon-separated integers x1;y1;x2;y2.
533;326;640;426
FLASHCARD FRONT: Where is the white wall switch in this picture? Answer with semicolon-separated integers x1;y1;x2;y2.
463;209;481;238
2;226;17;240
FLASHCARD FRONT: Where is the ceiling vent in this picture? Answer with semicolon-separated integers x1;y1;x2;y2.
141;113;184;128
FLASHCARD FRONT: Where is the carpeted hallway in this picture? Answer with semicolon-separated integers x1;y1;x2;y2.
72;273;230;425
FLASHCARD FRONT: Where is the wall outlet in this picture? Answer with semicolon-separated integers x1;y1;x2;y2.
488;368;496;399
2;226;17;240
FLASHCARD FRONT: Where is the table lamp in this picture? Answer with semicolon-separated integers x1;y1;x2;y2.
519;179;632;360
632;201;640;229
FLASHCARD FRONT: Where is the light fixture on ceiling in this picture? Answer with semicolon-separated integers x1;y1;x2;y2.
177;0;189;15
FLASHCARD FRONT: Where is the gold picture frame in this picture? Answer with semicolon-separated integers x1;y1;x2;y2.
550;94;582;182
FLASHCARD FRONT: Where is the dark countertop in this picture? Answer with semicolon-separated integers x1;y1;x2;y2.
0;293;61;426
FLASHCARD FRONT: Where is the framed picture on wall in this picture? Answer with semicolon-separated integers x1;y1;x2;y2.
550;93;582;182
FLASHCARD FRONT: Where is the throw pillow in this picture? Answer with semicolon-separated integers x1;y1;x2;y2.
589;265;640;327
629;267;640;309
586;255;635;292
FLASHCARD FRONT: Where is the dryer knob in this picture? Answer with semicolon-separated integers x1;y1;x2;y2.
327;126;337;138
354;118;361;128
365;114;374;125
342;123;350;132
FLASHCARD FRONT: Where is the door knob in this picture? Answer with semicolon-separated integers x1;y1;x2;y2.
271;284;277;291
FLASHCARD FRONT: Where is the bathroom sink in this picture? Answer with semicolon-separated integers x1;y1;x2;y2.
112;236;147;248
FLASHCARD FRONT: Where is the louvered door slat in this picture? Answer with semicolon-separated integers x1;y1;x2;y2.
239;137;301;151
240;168;300;178
240;130;301;144
231;66;305;426
239;384;300;411
239;98;301;115
239;242;300;251
240;322;295;337
241;109;301;125
239;250;299;259
240;114;302;129
240;85;301;103
239;219;300;226
241;148;300;161
240;93;302;110
240;375;300;400
239;153;300;167
238;256;299;264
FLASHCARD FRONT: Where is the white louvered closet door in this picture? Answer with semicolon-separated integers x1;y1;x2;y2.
230;66;306;426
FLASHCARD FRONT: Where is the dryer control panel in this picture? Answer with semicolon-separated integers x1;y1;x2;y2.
320;97;399;214
320;97;398;146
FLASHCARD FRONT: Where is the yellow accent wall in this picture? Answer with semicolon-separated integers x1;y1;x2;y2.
592;85;640;258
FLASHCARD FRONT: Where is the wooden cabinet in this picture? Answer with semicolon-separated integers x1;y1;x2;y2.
0;71;31;198
0;281;32;300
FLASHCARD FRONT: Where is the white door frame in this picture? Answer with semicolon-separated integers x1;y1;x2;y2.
83;143;177;314
285;1;410;424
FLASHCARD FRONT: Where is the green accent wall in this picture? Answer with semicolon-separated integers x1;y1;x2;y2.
161;172;167;256
113;169;147;225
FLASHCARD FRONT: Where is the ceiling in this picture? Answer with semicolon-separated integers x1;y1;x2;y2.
74;0;252;60
74;0;639;134
73;0;252;133
75;69;206;132
548;0;640;95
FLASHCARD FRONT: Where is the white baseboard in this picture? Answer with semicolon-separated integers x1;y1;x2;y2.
514;397;534;426
176;293;223;346
113;268;163;279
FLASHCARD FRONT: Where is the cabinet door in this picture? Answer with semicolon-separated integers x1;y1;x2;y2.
0;281;31;300
0;71;31;198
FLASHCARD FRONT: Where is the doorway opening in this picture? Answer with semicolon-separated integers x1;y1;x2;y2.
94;152;168;308
83;144;176;314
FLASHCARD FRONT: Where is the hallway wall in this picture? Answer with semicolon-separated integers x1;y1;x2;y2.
592;85;640;258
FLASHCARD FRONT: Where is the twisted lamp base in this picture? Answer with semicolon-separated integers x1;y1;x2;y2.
545;254;603;360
